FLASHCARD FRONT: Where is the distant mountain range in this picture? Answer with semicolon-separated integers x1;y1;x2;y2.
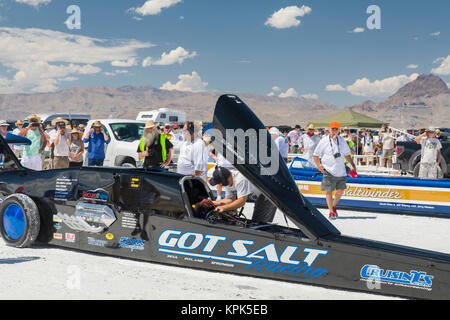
349;74;450;128
0;74;449;129
0;86;337;126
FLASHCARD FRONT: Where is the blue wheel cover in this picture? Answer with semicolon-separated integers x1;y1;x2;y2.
3;204;26;240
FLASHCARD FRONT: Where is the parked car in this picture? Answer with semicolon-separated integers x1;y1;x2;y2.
82;119;180;168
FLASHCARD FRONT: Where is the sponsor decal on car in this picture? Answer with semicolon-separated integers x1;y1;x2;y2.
0;153;5;168
53;233;63;240
55;176;78;201
87;237;109;248
119;237;145;252
157;229;329;280
65;233;76;243
129;177;141;189
121;211;139;229
106;233;114;240
82;189;109;202
360;265;433;290
53;215;62;222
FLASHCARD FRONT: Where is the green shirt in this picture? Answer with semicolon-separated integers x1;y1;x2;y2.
24;129;42;156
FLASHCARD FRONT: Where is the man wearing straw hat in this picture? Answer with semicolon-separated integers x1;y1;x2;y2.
83;120;110;166
51;117;71;169
18;114;47;171
137;120;173;169
302;124;321;167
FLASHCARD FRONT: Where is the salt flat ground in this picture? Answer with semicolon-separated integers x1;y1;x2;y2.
0;206;449;300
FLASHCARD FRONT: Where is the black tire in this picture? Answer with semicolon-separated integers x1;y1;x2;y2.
440;157;448;176
115;156;136;168
413;162;420;178
121;161;136;168
0;194;40;248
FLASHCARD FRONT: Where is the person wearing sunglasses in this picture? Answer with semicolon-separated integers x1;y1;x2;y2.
313;121;356;220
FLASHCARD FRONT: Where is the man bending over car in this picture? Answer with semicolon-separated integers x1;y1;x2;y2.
208;166;277;223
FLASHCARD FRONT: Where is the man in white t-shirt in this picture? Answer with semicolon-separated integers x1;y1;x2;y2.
209;167;277;223
177;121;208;180
313;121;356;220
52;118;71;169
287;125;303;154
302;124;321;167
379;125;396;168
275;129;290;162
414;127;442;179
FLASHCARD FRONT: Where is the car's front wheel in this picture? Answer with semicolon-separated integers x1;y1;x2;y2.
0;194;40;248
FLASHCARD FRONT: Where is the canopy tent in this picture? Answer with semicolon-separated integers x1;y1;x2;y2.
309;110;384;129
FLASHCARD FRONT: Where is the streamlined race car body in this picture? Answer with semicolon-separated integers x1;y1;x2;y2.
0;95;449;300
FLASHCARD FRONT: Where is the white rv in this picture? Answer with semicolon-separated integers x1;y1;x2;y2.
136;108;186;125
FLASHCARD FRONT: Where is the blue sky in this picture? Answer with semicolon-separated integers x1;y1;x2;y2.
0;0;449;107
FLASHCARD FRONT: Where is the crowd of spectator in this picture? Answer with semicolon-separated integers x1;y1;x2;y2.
0;116;446;181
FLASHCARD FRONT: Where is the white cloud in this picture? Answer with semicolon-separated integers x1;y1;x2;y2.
111;58;138;67
430;31;441;37
160;71;208;92
14;0;51;7
406;64;418;69
279;88;298;98
142;47;196;67
413;36;419;41
272;86;281;92
301;93;319;100
325;84;346;92
326;74;420;97
131;0;182;16
349;27;365;33
265;5;312;29
104;70;130;77
267;92;275;97
0;27;152;93
345;74;419;97
432;55;450;75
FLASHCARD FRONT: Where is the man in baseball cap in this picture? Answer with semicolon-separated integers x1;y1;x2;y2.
209;166;277;223
414;127;443;179
0;120;9;139
313;121;357;219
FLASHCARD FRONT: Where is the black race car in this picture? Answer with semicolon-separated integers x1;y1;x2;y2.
0;95;449;300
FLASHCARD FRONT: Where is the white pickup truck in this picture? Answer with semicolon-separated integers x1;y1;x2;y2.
83;119;180;168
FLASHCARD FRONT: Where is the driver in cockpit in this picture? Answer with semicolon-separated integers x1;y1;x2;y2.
208;166;277;223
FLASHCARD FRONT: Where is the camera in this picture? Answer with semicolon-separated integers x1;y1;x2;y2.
333;153;341;159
